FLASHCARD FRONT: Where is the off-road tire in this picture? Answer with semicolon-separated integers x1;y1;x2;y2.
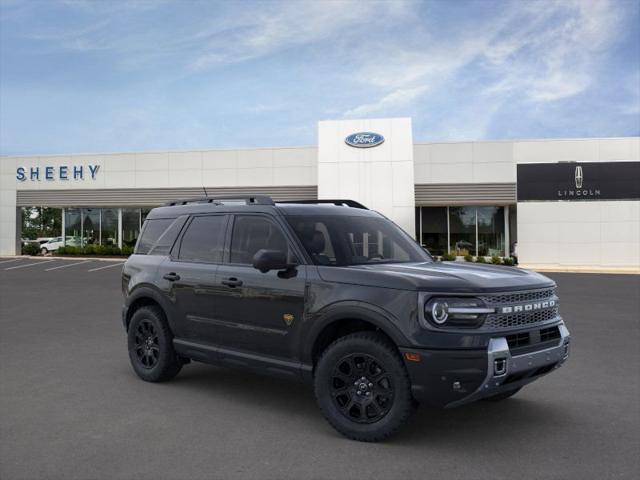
314;332;414;442
127;306;182;382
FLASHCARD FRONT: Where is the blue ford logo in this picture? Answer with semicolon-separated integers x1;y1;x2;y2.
345;132;385;148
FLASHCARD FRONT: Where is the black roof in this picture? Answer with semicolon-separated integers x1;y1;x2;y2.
147;196;379;220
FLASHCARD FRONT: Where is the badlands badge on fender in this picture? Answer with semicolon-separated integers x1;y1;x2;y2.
283;313;295;326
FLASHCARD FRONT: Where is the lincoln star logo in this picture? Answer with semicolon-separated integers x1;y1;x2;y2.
500;299;556;314
575;166;583;189
345;132;385;148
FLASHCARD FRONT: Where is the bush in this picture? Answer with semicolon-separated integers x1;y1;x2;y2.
464;254;473;262
475;256;486;263
503;257;515;266
22;243;41;256
491;255;502;265
456;248;470;257
441;252;457;261
54;245;132;257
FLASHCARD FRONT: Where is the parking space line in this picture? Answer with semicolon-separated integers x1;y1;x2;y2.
5;260;56;270
45;260;92;271
87;262;124;272
0;258;24;265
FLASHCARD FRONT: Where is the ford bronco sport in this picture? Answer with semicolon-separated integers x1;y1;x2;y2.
121;195;570;441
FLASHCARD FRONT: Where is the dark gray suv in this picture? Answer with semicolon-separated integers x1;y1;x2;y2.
121;195;570;441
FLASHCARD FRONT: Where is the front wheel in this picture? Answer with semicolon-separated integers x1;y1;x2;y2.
40;248;48;255
127;306;182;382
314;332;415;442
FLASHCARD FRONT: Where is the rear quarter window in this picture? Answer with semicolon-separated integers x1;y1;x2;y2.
136;217;185;255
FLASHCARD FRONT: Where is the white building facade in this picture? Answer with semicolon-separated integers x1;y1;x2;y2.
1;118;639;270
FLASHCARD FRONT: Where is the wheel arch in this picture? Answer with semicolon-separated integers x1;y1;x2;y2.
124;286;171;331
305;303;409;368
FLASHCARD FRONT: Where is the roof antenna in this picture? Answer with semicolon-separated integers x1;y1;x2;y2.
202;186;209;198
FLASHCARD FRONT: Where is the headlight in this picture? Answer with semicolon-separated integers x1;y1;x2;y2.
423;297;494;328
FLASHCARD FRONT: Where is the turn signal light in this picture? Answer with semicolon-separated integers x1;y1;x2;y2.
404;352;421;362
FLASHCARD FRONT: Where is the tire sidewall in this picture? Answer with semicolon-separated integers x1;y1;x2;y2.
127;307;177;382
314;334;413;440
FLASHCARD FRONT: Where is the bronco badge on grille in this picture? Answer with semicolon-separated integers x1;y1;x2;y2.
500;299;556;314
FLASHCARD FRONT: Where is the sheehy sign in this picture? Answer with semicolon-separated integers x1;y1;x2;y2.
517;161;640;201
16;165;101;181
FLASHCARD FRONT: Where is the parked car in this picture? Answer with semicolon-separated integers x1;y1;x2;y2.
122;196;570;442
40;236;81;254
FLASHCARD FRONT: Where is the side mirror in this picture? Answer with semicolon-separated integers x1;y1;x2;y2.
252;249;296;273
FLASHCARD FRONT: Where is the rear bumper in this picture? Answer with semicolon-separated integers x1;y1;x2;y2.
400;323;571;408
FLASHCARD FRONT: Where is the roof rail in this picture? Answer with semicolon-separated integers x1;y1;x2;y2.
277;199;368;209
165;195;274;207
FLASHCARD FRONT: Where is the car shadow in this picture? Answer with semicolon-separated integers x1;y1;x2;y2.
158;362;573;446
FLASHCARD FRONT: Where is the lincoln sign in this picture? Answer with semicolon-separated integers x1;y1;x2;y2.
517;161;640;201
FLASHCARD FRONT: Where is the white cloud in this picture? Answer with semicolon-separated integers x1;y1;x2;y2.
344;85;429;118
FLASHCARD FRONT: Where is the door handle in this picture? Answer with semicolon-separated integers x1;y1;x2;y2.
221;277;243;288
163;272;180;281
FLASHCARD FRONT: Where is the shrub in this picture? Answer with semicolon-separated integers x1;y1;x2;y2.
441;252;457;261
475;256;486;263
456;248;470;257
55;244;133;257
491;255;502;265
22;243;41;256
503;257;515;266
464;254;473;262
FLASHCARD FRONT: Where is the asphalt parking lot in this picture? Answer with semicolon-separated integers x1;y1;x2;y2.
0;258;639;480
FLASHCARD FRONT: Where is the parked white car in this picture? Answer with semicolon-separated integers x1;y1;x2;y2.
40;237;81;254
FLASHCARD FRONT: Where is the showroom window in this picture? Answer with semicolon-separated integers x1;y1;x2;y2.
419;207;448;256
417;206;509;257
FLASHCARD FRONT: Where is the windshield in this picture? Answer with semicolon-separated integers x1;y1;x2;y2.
286;215;431;266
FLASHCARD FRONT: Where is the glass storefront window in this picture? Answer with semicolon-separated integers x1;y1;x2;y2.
82;208;100;245
101;208;119;246
420;207;448;256
449;207;476;256
122;208;141;248
64;208;82;246
477;207;505;256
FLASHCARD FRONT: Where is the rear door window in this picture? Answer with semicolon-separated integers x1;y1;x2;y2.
177;215;227;264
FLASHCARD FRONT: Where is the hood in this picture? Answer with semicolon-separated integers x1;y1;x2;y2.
316;261;555;293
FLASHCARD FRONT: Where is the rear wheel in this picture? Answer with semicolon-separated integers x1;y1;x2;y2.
483;387;522;401
127;306;182;382
314;332;414;442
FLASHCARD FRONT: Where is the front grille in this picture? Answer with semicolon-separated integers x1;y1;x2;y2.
484;307;559;330
540;326;561;342
480;287;556;306
506;326;561;355
506;332;530;349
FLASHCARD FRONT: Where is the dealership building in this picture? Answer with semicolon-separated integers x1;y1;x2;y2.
1;118;639;270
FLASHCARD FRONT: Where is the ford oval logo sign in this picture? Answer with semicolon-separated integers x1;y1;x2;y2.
345;132;385;148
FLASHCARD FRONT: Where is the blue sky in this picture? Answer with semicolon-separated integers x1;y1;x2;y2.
1;0;639;155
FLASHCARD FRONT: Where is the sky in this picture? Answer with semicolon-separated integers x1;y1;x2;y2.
0;0;639;155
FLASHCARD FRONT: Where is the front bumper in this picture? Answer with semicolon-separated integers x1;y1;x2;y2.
401;323;571;408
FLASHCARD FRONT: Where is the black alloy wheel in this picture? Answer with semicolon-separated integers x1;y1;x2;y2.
134;320;160;369
331;353;394;424
127;306;183;382
314;332;415;442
